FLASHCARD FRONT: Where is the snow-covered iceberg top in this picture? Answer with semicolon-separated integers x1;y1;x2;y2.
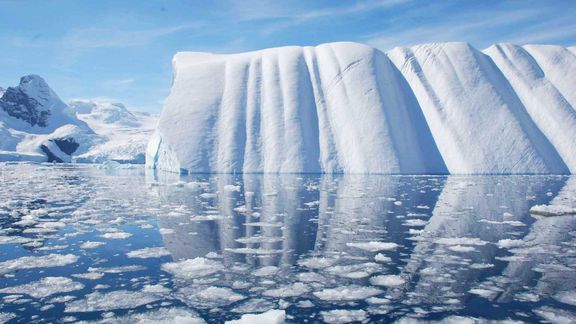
147;41;576;174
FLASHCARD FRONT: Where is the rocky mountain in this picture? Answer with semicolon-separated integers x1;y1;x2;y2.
0;75;157;163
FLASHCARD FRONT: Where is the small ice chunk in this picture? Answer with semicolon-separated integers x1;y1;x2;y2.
321;309;368;324
497;239;524;249
162;257;224;279
314;285;383;301
0;277;84;298
80;241;106;249
534;306;576;323
448;245;476;253
65;290;161;312
530;204;576;216
374;253;392;262
554;291;576;306
226;309;285;324
224;184;241;192
370;275;406;287
434;237;489;246
127;246;170;259
108;307;206;323
0;254;78;275
263;282;310;298
346;241;398;252
253;266;279;277
99;232;132;239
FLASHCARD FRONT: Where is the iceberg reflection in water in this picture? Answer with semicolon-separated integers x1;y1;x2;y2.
0;164;575;323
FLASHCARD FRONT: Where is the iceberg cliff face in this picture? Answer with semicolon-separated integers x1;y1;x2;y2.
148;42;576;174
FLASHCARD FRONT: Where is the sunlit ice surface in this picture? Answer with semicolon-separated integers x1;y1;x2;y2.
0;163;575;323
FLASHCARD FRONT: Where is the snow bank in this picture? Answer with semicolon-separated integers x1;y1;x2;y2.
148;42;576;174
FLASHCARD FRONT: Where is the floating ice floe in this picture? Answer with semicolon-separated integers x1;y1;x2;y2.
226;309;285;324
321;309;368;324
0;277;84;298
263;282;311;298
175;286;245;308
530;205;576;216
534;306;576;323
162;257;224;279
99;307;206;324
313;285;383;301
99;231;132;239
346;241;399;252
370;275;406;287
126;246;170;259
65;290;162;312
0;253;78;275
80;241;106;249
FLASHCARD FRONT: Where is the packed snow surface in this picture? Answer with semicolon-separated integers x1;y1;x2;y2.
0;76;157;163
148;41;576;174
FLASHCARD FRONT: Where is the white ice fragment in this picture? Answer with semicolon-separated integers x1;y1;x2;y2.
226;309;285;324
313;285;383;301
370;275;406;287
346;241;399;252
127;246;170;259
321;309;368;324
162;257;224;279
0;277;84;298
65;290;161;312
0;254;78;275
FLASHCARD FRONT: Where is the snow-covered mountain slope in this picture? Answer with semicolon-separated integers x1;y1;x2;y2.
0;75;98;162
0;75;157;163
148;41;576;174
70;100;157;163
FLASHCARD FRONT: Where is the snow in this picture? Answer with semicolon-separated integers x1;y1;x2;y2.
0;76;157;164
226;309;285;324
0;253;78;275
148;41;576;174
0;277;84;298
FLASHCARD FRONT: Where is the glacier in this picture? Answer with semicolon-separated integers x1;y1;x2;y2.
147;42;576;174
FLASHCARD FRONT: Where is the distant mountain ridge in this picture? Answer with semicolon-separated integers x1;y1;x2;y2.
147;41;576;174
0;75;157;163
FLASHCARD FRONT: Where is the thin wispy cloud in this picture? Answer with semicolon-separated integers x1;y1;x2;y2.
61;23;202;50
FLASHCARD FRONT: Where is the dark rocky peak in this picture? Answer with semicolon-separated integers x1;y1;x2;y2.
0;75;67;127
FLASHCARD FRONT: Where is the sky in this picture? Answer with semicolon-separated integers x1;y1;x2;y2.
1;0;575;113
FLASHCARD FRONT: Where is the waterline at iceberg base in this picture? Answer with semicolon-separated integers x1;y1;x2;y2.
147;41;576;175
1;163;575;322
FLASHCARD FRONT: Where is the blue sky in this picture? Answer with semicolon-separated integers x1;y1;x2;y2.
1;0;575;113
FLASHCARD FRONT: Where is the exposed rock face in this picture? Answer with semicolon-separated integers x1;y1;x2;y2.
0;75;64;127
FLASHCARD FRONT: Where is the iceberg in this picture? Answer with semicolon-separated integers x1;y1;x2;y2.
148;42;576;174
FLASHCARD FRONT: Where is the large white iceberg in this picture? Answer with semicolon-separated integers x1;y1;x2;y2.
147;41;576;174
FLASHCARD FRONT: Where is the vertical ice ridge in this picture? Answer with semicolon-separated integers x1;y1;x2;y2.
485;43;576;173
243;56;264;173
216;59;249;173
303;47;341;173
149;42;576;174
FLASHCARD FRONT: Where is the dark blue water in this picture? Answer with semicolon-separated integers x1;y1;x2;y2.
0;163;575;323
